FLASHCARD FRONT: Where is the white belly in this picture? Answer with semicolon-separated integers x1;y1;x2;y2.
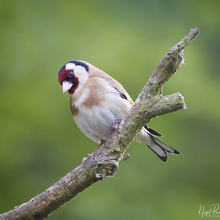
74;100;131;144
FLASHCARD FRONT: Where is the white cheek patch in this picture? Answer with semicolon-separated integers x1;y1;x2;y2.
74;66;87;77
65;63;76;70
74;66;89;88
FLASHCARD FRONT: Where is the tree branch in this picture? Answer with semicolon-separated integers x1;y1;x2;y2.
0;27;200;220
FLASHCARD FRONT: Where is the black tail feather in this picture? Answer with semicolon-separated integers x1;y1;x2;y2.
144;125;163;137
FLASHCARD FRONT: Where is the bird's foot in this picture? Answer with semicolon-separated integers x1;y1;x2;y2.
82;154;92;164
81;140;105;165
113;118;122;130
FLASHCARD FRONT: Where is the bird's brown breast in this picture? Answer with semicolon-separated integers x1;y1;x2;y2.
70;103;79;117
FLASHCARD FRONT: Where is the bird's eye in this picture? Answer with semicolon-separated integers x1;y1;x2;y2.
68;71;74;78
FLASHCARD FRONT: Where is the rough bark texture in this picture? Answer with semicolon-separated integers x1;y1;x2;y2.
0;27;200;220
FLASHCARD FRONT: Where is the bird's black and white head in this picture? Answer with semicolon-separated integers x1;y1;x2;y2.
58;60;89;94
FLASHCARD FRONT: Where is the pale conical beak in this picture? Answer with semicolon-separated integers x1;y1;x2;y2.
62;81;73;93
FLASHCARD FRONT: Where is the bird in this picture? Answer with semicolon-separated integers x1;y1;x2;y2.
58;59;180;162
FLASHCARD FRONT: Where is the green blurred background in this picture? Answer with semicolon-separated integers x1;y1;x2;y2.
0;0;220;219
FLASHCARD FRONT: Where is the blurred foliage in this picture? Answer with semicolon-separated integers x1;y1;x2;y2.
0;0;220;219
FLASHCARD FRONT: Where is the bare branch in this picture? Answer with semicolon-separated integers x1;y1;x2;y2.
0;27;200;220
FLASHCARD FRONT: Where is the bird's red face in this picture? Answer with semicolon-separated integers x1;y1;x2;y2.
58;68;78;94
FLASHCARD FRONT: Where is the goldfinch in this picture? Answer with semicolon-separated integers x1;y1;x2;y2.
58;60;180;162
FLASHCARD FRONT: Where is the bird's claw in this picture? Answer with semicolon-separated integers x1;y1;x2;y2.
113;118;122;130
82;154;92;164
